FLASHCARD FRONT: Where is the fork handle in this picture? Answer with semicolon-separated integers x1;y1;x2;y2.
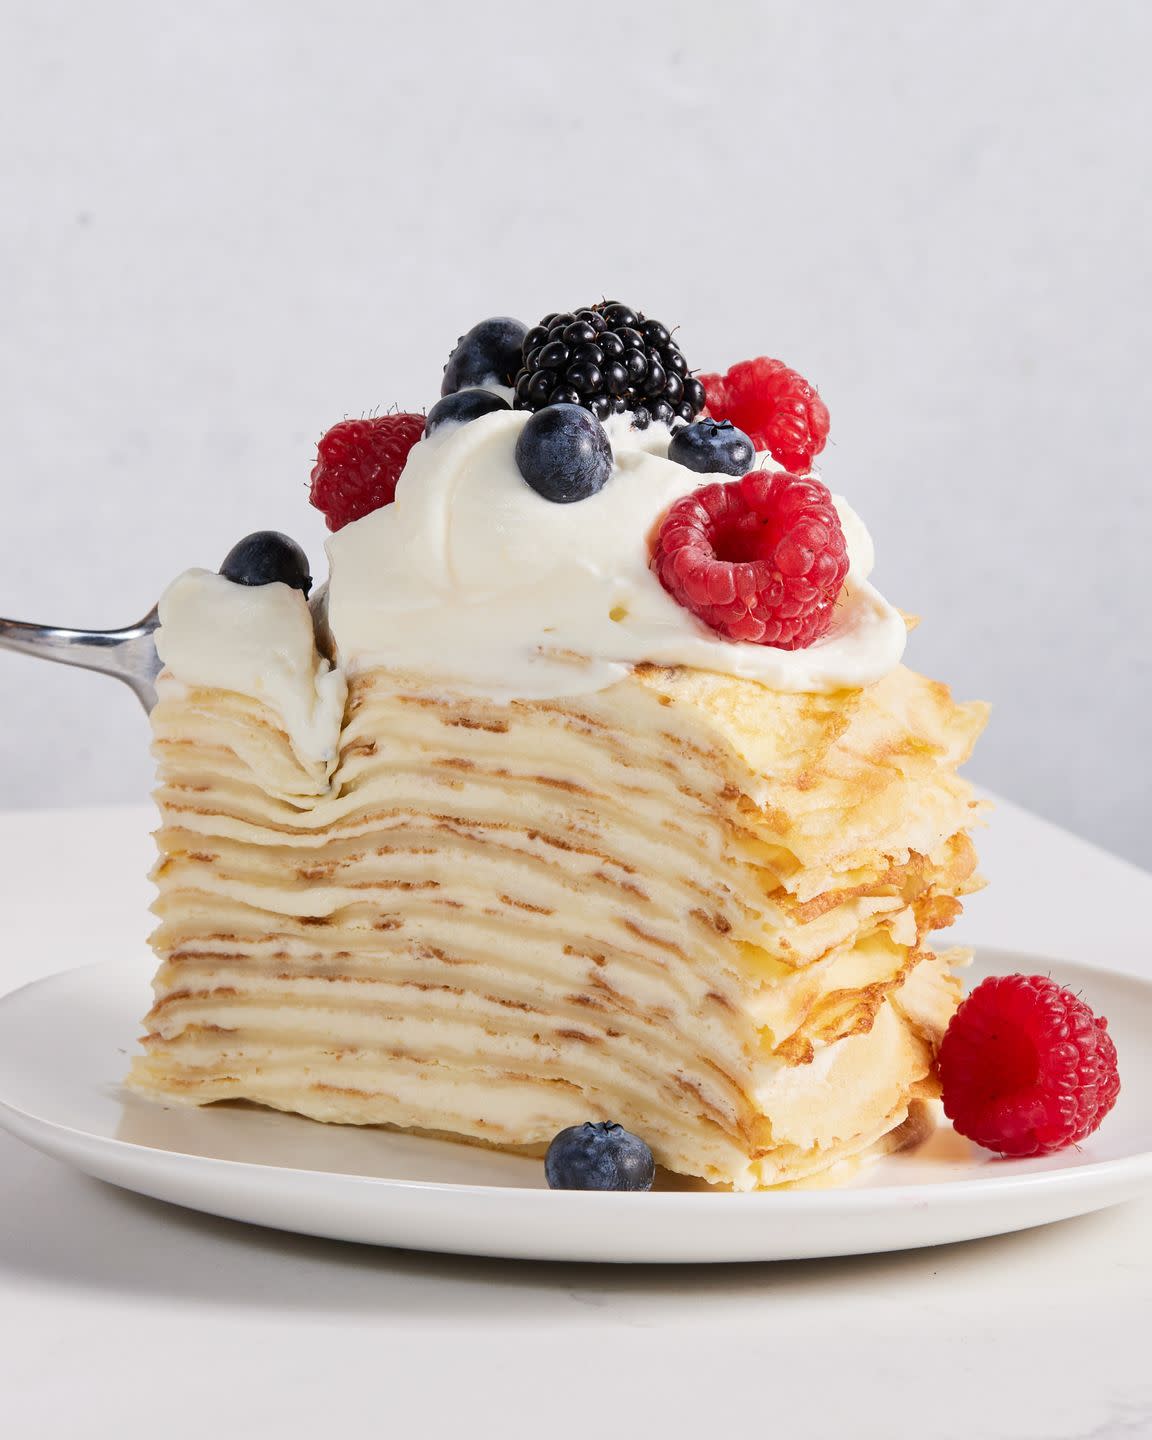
0;610;162;712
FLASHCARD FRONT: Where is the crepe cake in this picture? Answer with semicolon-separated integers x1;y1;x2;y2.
128;305;988;1190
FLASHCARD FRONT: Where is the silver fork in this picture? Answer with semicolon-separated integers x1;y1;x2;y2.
0;608;161;713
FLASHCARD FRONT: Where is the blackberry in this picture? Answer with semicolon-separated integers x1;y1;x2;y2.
513;301;707;430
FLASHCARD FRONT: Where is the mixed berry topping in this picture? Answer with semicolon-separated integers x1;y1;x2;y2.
441;316;529;397
220;532;312;595
307;305;850;654
544;1121;655;1191
651;472;849;648
425;387;510;436
309;413;425;532
668;418;755;477
939;975;1121;1158
514;403;613;504
513;302;706;431
701;357;829;473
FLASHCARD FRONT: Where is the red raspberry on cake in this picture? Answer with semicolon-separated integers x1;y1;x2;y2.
939;974;1121;1157
309;413;425;531
650;470;849;648
701;357;830;473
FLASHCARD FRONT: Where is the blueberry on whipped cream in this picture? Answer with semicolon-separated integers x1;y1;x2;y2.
441;316;529;397
220;531;312;596
668;418;755;477
424;387;511;436
514;403;612;503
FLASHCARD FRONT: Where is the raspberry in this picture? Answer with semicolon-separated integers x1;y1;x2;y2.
309;413;425;531
650;471;849;648
700;357;830;472
939;975;1121;1158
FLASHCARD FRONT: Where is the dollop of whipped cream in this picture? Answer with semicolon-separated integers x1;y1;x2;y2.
325;410;906;699
156;570;347;765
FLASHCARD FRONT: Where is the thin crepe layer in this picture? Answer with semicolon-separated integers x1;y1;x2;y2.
131;663;987;1189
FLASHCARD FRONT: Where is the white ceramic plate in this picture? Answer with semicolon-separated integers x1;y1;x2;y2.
0;949;1148;1264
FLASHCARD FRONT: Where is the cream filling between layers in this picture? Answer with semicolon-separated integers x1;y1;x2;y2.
138;666;979;1187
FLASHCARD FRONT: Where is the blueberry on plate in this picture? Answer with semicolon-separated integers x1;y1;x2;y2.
545;1121;655;1191
425;388;511;436
219;531;312;595
514;403;612;504
668;418;755;477
441;316;529;396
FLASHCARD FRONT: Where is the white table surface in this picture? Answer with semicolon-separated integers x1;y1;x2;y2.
1;797;1150;1440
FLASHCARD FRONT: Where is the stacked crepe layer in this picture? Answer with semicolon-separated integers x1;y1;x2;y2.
131;663;987;1190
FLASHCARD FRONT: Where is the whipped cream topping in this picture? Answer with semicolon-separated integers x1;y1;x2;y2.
324;410;906;699
156;570;347;766
157;410;907;745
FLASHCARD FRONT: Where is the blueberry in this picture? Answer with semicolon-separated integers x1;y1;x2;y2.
668;418;755;477
515;404;613;504
545;1121;655;1191
220;532;312;595
441;316;529;397
425;388;511;436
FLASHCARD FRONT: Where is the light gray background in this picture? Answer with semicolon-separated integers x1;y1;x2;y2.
2;1;1150;867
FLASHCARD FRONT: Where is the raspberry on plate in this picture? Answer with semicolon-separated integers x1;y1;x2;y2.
650;471;849;648
309;413;425;531
939;974;1121;1157
701;357;830;473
